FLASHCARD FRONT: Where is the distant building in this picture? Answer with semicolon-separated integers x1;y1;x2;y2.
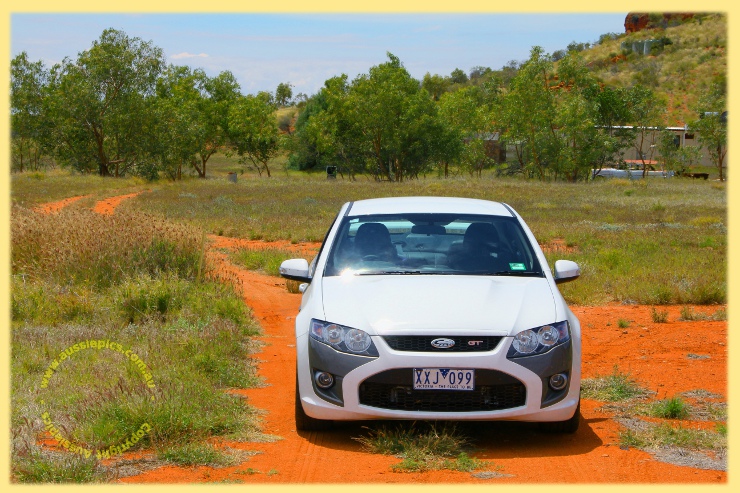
603;125;716;169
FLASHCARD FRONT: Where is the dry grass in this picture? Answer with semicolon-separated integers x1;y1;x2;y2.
11;205;265;482
127;168;726;306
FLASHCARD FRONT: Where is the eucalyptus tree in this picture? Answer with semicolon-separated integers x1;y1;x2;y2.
622;85;667;177
498;48;626;181
345;53;454;181
691;80;727;181
551;53;622;181
421;72;450;101
656;130;702;175
228;93;281;177
10;52;48;172
302;75;368;179
438;86;488;177
189;70;241;178
287;89;330;171
499;46;558;178
150;65;204;180
44;28;165;176
275;82;293;107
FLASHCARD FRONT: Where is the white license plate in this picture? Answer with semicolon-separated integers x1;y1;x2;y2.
413;368;475;391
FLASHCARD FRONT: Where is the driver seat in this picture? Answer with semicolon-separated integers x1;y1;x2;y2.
449;222;506;271
354;223;397;261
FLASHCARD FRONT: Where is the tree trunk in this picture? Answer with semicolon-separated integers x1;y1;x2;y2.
717;144;724;181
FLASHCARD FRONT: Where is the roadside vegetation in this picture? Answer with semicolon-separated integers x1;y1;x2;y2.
581;366;652;402
98;165;725;306
11;205;267;482
582;367;726;471
231;247;298;277
354;423;493;473
11;169;147;207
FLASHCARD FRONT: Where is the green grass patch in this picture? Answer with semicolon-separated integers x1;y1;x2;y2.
648;396;691;420
158;443;244;467
12;452;109;483
231;248;295;277
619;420;726;451
617;318;630;328
354;422;490;473
581;366;651;402
716;423;727;437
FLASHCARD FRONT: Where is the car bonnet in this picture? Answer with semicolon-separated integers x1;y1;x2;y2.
320;275;557;336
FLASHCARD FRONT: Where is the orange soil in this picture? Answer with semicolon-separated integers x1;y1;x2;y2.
33;192;143;216
92;192;144;215
34;195;727;483
120;242;726;484
32;195;91;214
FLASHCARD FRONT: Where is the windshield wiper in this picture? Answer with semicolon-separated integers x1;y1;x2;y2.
357;269;424;275
491;271;543;277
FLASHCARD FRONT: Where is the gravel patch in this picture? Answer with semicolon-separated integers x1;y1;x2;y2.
649;446;726;471
471;471;515;479
686;353;711;360
617;417;727;471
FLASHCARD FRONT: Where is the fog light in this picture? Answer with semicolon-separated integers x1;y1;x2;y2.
314;371;335;389
549;373;568;391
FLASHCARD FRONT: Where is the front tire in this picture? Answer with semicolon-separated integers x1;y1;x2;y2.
539;399;580;433
295;375;333;431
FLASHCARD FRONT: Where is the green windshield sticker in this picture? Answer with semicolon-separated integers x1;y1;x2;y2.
509;263;527;271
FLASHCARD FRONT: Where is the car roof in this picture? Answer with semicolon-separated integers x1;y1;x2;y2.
346;196;514;217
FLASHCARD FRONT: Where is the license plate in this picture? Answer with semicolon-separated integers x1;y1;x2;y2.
412;368;475;391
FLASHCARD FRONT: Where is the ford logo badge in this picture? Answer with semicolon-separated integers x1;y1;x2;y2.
431;338;455;349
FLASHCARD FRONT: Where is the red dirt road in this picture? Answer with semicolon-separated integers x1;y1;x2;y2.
92;191;144;215
32;194;92;214
121;240;727;484
33;195;728;483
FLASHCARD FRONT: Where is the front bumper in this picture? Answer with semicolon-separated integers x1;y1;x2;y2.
300;331;580;422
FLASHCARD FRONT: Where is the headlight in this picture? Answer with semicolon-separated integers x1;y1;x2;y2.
507;321;570;358
310;319;378;356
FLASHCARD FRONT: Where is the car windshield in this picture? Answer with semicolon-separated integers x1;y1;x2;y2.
324;213;544;277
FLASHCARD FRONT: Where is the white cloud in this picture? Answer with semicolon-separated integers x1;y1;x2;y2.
170;52;209;59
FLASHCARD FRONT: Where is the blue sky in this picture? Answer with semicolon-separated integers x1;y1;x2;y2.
12;13;627;96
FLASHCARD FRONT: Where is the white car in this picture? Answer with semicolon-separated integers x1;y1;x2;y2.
280;197;582;433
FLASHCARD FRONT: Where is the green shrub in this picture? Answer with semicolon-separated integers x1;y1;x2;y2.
650;396;691;419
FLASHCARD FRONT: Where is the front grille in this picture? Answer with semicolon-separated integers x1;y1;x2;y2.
383;335;502;352
359;369;526;412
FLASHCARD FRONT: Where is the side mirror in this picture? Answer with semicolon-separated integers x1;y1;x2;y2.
554;260;580;284
279;258;312;283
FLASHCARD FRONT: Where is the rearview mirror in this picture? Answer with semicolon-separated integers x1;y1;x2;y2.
554;260;580;284
279;258;312;283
